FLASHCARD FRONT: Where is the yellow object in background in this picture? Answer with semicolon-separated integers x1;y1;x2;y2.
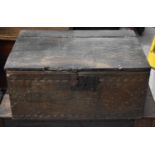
148;36;155;69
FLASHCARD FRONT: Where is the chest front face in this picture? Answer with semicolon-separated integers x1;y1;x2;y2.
5;30;150;120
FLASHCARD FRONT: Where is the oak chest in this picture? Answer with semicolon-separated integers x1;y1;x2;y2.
5;30;150;120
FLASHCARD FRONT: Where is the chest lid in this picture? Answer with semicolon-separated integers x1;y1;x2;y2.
5;30;150;71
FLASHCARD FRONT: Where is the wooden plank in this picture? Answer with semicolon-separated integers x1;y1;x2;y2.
5;36;149;71
134;118;153;127
0;27;69;41
19;30;136;38
4;119;134;127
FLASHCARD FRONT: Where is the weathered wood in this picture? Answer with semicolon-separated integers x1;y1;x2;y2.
5;30;150;120
0;28;69;90
1;89;154;119
4;119;135;127
151;120;155;127
6;70;149;120
131;89;155;127
0;27;69;41
4;89;153;118
134;118;154;127
5;36;149;70
1;88;155;126
19;30;136;38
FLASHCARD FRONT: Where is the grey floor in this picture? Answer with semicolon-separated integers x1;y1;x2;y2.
137;27;155;101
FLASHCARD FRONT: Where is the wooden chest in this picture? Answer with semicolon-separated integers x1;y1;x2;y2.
5;30;150;120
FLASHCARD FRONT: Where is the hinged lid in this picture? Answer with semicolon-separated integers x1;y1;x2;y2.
5;30;150;71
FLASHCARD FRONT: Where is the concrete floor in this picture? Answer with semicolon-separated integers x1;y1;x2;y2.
137;27;155;100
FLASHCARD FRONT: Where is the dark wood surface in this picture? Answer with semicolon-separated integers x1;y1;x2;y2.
5;31;149;70
0;29;154;127
1;88;154;119
0;93;136;127
0;28;68;89
134;118;155;127
0;119;3;127
7;70;149;120
4;119;135;127
5;30;150;120
0;88;155;126
1;89;154;118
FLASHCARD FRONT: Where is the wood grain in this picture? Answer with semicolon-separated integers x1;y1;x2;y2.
19;30;136;38
5;34;149;70
5;30;150;120
7;70;149;120
4;119;134;127
1;88;155;126
0;27;68;41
